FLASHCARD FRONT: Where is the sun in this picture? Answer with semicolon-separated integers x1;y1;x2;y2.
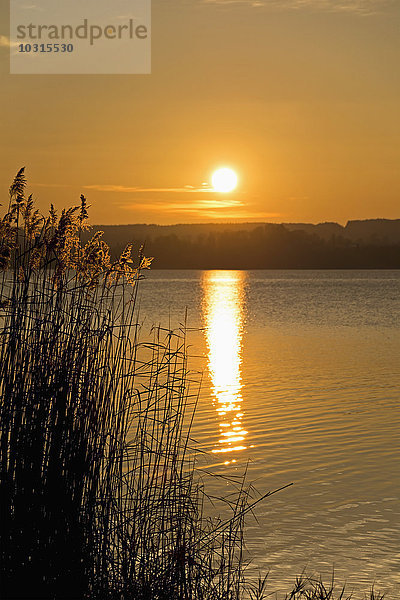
211;167;238;193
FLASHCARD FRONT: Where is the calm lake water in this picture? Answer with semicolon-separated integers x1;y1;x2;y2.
138;270;400;598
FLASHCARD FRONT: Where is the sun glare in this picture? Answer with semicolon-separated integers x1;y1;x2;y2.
211;168;238;193
202;271;248;460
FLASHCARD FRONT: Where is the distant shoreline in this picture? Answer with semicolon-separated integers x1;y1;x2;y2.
141;265;400;270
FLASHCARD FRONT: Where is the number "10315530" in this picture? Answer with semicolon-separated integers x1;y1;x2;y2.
19;43;74;53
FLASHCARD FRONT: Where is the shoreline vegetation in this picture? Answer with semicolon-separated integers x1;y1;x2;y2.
0;169;385;599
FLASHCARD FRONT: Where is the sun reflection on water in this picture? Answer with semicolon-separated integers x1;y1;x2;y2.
202;271;247;462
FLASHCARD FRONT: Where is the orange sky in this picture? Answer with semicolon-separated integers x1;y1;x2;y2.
1;0;399;224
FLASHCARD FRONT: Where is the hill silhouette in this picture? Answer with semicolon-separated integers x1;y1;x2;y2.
82;219;400;269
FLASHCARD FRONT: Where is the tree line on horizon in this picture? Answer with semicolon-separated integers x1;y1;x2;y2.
83;223;400;269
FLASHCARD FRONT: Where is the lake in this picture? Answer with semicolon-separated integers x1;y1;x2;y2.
137;270;400;598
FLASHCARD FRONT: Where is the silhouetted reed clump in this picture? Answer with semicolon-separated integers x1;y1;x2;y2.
0;168;252;600
0;169;385;600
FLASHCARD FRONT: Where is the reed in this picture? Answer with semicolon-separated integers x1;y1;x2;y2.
0;169;385;600
0;168;252;600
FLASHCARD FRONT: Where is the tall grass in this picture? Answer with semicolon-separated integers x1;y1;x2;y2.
0;168;253;600
0;169;385;600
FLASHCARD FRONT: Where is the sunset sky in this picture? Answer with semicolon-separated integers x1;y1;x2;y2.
1;0;399;225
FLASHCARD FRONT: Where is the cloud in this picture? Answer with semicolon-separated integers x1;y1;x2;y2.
116;195;245;211
123;203;281;220
83;184;215;193
82;183;283;219
83;183;271;218
124;203;281;220
202;0;392;15
29;181;281;221
112;195;281;221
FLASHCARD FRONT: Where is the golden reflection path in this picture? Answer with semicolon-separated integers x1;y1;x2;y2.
201;271;248;464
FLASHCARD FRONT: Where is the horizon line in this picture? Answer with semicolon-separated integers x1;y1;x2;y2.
85;217;400;228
